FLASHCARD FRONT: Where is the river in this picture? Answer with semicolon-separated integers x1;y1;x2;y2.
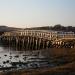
0;41;74;72
0;42;53;71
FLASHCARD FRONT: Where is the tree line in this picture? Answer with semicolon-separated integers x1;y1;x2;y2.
27;24;75;33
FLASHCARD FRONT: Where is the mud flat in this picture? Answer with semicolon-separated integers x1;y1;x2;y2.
0;61;75;75
0;48;75;75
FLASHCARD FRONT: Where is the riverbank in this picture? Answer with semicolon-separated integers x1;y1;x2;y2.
0;60;75;75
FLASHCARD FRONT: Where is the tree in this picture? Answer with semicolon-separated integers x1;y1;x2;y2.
53;24;64;31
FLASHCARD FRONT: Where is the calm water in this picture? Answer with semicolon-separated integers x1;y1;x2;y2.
0;42;53;71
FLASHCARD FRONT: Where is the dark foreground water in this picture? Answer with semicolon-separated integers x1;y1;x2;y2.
0;42;54;72
0;42;73;72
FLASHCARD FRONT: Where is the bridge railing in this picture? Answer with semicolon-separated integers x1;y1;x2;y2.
1;30;57;41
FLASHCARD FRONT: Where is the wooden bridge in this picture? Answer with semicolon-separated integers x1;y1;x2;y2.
2;30;58;40
0;30;57;50
1;30;75;49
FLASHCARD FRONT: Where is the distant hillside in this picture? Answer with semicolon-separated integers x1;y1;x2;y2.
0;25;22;35
0;26;22;32
26;24;75;33
26;26;50;30
0;24;75;35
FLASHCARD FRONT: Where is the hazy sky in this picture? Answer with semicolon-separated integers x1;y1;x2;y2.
0;0;75;28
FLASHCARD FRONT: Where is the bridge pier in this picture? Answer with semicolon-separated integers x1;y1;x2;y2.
0;35;53;50
38;38;41;50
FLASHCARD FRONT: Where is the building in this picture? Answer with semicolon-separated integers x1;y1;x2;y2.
56;31;75;39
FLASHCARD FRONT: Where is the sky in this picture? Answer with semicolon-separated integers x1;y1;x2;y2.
0;0;75;28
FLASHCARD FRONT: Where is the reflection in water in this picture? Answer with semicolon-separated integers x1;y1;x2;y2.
0;42;52;71
0;41;72;72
